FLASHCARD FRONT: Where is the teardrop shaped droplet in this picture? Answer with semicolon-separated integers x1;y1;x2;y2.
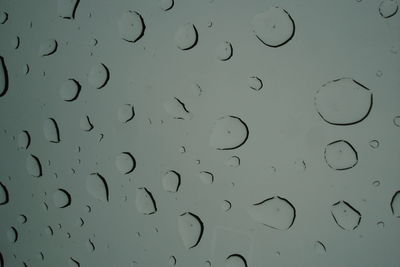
43;118;61;143
136;187;157;215
331;201;361;230
26;154;42;177
162;170;181;192
178;212;204;249
210;116;249;150
60;79;81;101
53;188;72;208
86;173;109;202
115;152;136;174
174;23;198;50
88;63;110;89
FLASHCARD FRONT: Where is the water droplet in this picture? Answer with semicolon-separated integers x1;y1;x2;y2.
43;118;61;143
26;154;42;177
248;76;263;91
45;225;54;236
0;11;8;24
324;140;358;170
0;182;9;205
369;140;379;149
372;180;381;187
87;239;95;252
225;254;247;267
198;171;214;184
252;6;295;47
221;200;232;211
160;0;174;11
11;36;20;49
17;130;31;149
315;78;373;125
331;201;361;230
215;41;233;61
376;70;383;77
17;215;27;224
314;241;326;254
179;146;186;153
377;221;385;228
60;79;81;101
115;152;136;174
379;0;398;18
226;156;240;167
53;188;71;208
178;212;204;249
0;56;9;97
88;63;110;89
210;116;249;150
248;196;296;230
80;115;94;131
39;39;58;57
136;187;157;214
86;173;109;202
162;170;181;192
6;226;18;243
118;11;145;43
164;97;192;119
174;23;198;50
118;104;135;123
390;191;400;217
68;257;80;267
23;64;30;75
168;255;177;266
393;115;400;127
57;0;79;19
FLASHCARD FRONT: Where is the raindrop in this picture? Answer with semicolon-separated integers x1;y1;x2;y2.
252;6;295;47
6;226;18;243
314;241;326;254
248;76;263;91
168;255;177;266
372;180;381;187
160;0;174;11
69;257;80;267
393;115;400;127
88;63;110;89
0;182;9;205
324;140;358;170
377;221;385;228
57;0;79;19
17;215;27;224
0;56;9;97
86;173;109;202
331;201;361;230
314;78;373;125
136;187;157;215
221;200;232;211
43;118;61;143
376;70;383;77
390;191;400;217
45;225;54;236
11;36;20;49
177;212;204;249
198;171;214;184
118;104;135;123
226;156;240;167
0;11;8;24
53;188;72;208
17;130;31;149
215;41;233;61
248;196;296;230
174;23;198;50
379;0;398;18
162;170;181;192
87;239;95;252
115;152;136;174
23;64;30;75
80;115;94;131
164;97;192;119
118;11;145;43
60;79;81;101
209;116;249;150
39;39;58;57
225;254;247;267
26;154;42;177
369;140;379;149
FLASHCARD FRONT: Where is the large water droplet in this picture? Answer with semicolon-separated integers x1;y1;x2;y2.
164;97;192;119
118;11;145;43
252;7;295;47
17;130;31;149
215;41;233;61
178;212;204;249
39;39;58;57
0;56;9;97
379;0;398;18
115;152;136;174
162;170;181;192
43;118;61;143
225;254;247;267
88;63;110;89
390;191;400;217
118;104;135;123
53;188;72;208
198;171;214;184
86;173;109;202
160;0;174;11
136;187;157;215
315;78;373;125
57;0;79;19
60;79;81;101
174;23;198;50
210;116;249;150
324;140;358;170
248;196;296;230
0;182;9;205
331;201;361;230
26;154;42;177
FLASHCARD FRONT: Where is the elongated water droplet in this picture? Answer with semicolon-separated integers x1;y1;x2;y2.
60;79;81;101
17;130;31;149
379;0;398;18
164;97;192;119
136;187;157;215
39;39;58;56
118;104;135;123
225;254;247;267
331;201;361;230
118;11;145;43
43;118;61;143
390;191;400;217
88;63;110;89
0;11;8;24
115;152;136;174
178;212;204;249
53;188;71;208
26;154;42;177
210;116;249;150
162;170;181;192
86;173;109;202
0;182;9;205
57;0;79;19
0;56;9;97
174;23;198;50
216;41;233;61
324;140;358;170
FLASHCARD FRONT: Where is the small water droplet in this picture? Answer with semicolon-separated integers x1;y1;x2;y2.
80;115;94;131
221;200;232;211
178;212;204;249
39;39;58;56
88;63;110;89
0;11;8;24
377;221;385;228
17;130;31;149
115;152;136;174
314;241;326;254
17;214;27;224
86;173;109;202
226;156;240;167
174;23;198;50
248;76;263;91
164;97;192;119
0;56;9;97
198;171;214;184
118;11;145;43
11;36;20;49
53;188;72;208
118;104;135;123
369;140;379;149
60;79;81;101
372;180;381;187
57;0;79;19
162;170;181;192
136;187;157;214
331;201;361;230
390;191;400;217
379;0;398;18
210;116;249;150
215;41;233;61
225;254;247;267
26;154;42;177
0;182;9;205
160;0;174;11
43;118;61;143
87;239;95;252
6;226;18;243
68;257;80;267
168;255;177;266
393;115;400;127
376;70;383;77
324;140;358;170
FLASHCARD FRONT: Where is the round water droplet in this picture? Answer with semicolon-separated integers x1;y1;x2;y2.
174;23;198;50
80;115;94;131
390;191;400;217
0;56;9;97
86;173;109;202
210;116;249;150
6;226;18;243
315;78;373;125
17;214;27;224
136;187;157;215
248;196;296;230
324;140;358;170
221;200;232;211
369;140;379;149
168;255;177;266
379;0;398;18
43;118;61;143
118;11;145;43
393;115;400;127
178;212;204;249
226;156;240;167
248;76;263;91
215;41;233;61
26;154;42;177
160;0;174;11
118;104;135;123
0;182;9;205
39;39;58;56
252;6;295;47
377;221;385;228
198;171;214;184
115;152;136;174
0;11;8;24
17;130;31;149
162;170;181;192
53;189;71;208
225;254;247;267
164;97;192;119
60;79;81;101
314;241;326;254
88;63;110;89
57;0;79;19
331;201;361;230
